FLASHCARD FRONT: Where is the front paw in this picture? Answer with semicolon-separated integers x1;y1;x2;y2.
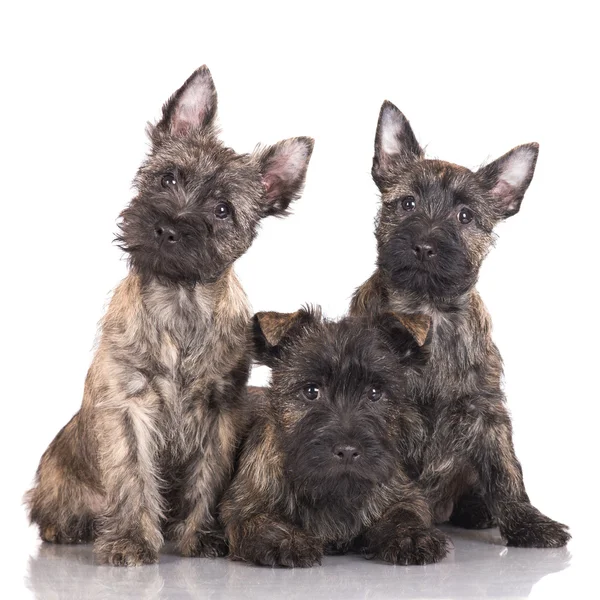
40;524;87;544
373;527;450;565
241;531;323;568
502;510;570;548
95;537;158;566
179;531;229;558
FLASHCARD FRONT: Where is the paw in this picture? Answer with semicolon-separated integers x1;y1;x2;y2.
503;514;570;548
40;522;92;544
179;531;229;558
95;538;158;566
41;525;73;544
243;532;323;568
374;527;450;565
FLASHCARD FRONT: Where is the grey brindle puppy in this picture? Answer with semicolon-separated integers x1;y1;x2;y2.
351;101;569;548
221;309;449;568
25;66;314;566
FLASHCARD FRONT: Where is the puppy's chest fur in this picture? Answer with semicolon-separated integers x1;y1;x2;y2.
98;271;250;461
292;484;397;543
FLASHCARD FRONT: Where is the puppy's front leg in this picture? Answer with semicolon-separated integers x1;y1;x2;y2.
94;393;164;566
227;514;323;568
475;413;571;548
359;484;450;565
219;420;322;568
421;395;570;547
173;411;238;558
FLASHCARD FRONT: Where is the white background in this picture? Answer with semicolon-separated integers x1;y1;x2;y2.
1;1;598;598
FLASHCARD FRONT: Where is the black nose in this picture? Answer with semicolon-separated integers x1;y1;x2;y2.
154;223;181;244
333;444;360;464
413;241;437;260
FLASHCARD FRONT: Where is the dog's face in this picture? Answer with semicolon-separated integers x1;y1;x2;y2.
253;309;430;503
372;101;539;300
117;66;313;285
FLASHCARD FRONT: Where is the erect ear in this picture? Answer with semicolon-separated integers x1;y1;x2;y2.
252;307;319;367
256;137;314;217
155;65;218;138
375;312;431;365
372;101;424;189
477;143;539;218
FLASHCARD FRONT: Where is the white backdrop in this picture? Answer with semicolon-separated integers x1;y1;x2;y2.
1;1;598;598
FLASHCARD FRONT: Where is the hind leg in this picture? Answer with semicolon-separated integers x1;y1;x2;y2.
26;413;104;544
449;491;496;530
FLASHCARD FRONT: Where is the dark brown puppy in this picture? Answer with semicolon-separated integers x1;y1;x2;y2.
350;101;569;548
220;308;450;567
25;66;314;566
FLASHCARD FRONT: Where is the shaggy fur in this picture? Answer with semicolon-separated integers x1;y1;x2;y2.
220;308;450;567
350;101;570;548
25;66;314;566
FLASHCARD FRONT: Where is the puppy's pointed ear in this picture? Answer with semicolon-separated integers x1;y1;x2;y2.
252;308;318;367
256;137;314;217
477;143;539;218
375;312;431;365
154;65;218;138
373;101;423;189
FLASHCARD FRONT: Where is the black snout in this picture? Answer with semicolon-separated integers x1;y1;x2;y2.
154;223;181;245
333;444;360;465
413;241;437;260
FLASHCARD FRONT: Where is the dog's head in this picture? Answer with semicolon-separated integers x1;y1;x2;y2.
252;308;430;502
117;66;313;285
372;101;538;301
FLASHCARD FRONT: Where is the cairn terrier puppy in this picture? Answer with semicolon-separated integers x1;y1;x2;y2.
26;66;314;565
350;101;569;547
220;308;450;567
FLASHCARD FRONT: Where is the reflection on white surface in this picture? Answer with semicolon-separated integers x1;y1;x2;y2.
25;527;571;600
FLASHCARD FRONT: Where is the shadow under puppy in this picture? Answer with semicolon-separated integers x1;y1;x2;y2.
220;308;450;567
25;65;314;566
351;101;569;547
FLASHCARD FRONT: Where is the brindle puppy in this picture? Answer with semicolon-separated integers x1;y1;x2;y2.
25;66;314;565
351;101;569;548
220;308;450;567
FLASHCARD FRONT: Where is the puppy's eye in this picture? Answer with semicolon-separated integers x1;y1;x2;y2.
367;386;382;402
303;384;320;401
458;207;474;224
215;202;231;219
161;173;177;188
401;196;416;211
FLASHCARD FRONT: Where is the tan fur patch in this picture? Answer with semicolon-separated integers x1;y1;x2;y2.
397;313;432;347
256;311;301;347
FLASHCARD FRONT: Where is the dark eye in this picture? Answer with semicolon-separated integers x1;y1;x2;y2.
215;202;230;219
161;173;177;188
458;207;474;224
303;384;320;401
367;386;382;402
401;196;416;211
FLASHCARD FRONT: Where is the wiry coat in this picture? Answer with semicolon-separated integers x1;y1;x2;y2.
350;102;569;548
25;66;314;565
28;270;250;562
220;309;449;567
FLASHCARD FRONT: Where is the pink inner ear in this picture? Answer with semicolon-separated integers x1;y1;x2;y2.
261;143;309;200
491;178;522;214
379;110;404;157
262;173;283;198
171;112;195;137
170;73;214;136
491;179;515;203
